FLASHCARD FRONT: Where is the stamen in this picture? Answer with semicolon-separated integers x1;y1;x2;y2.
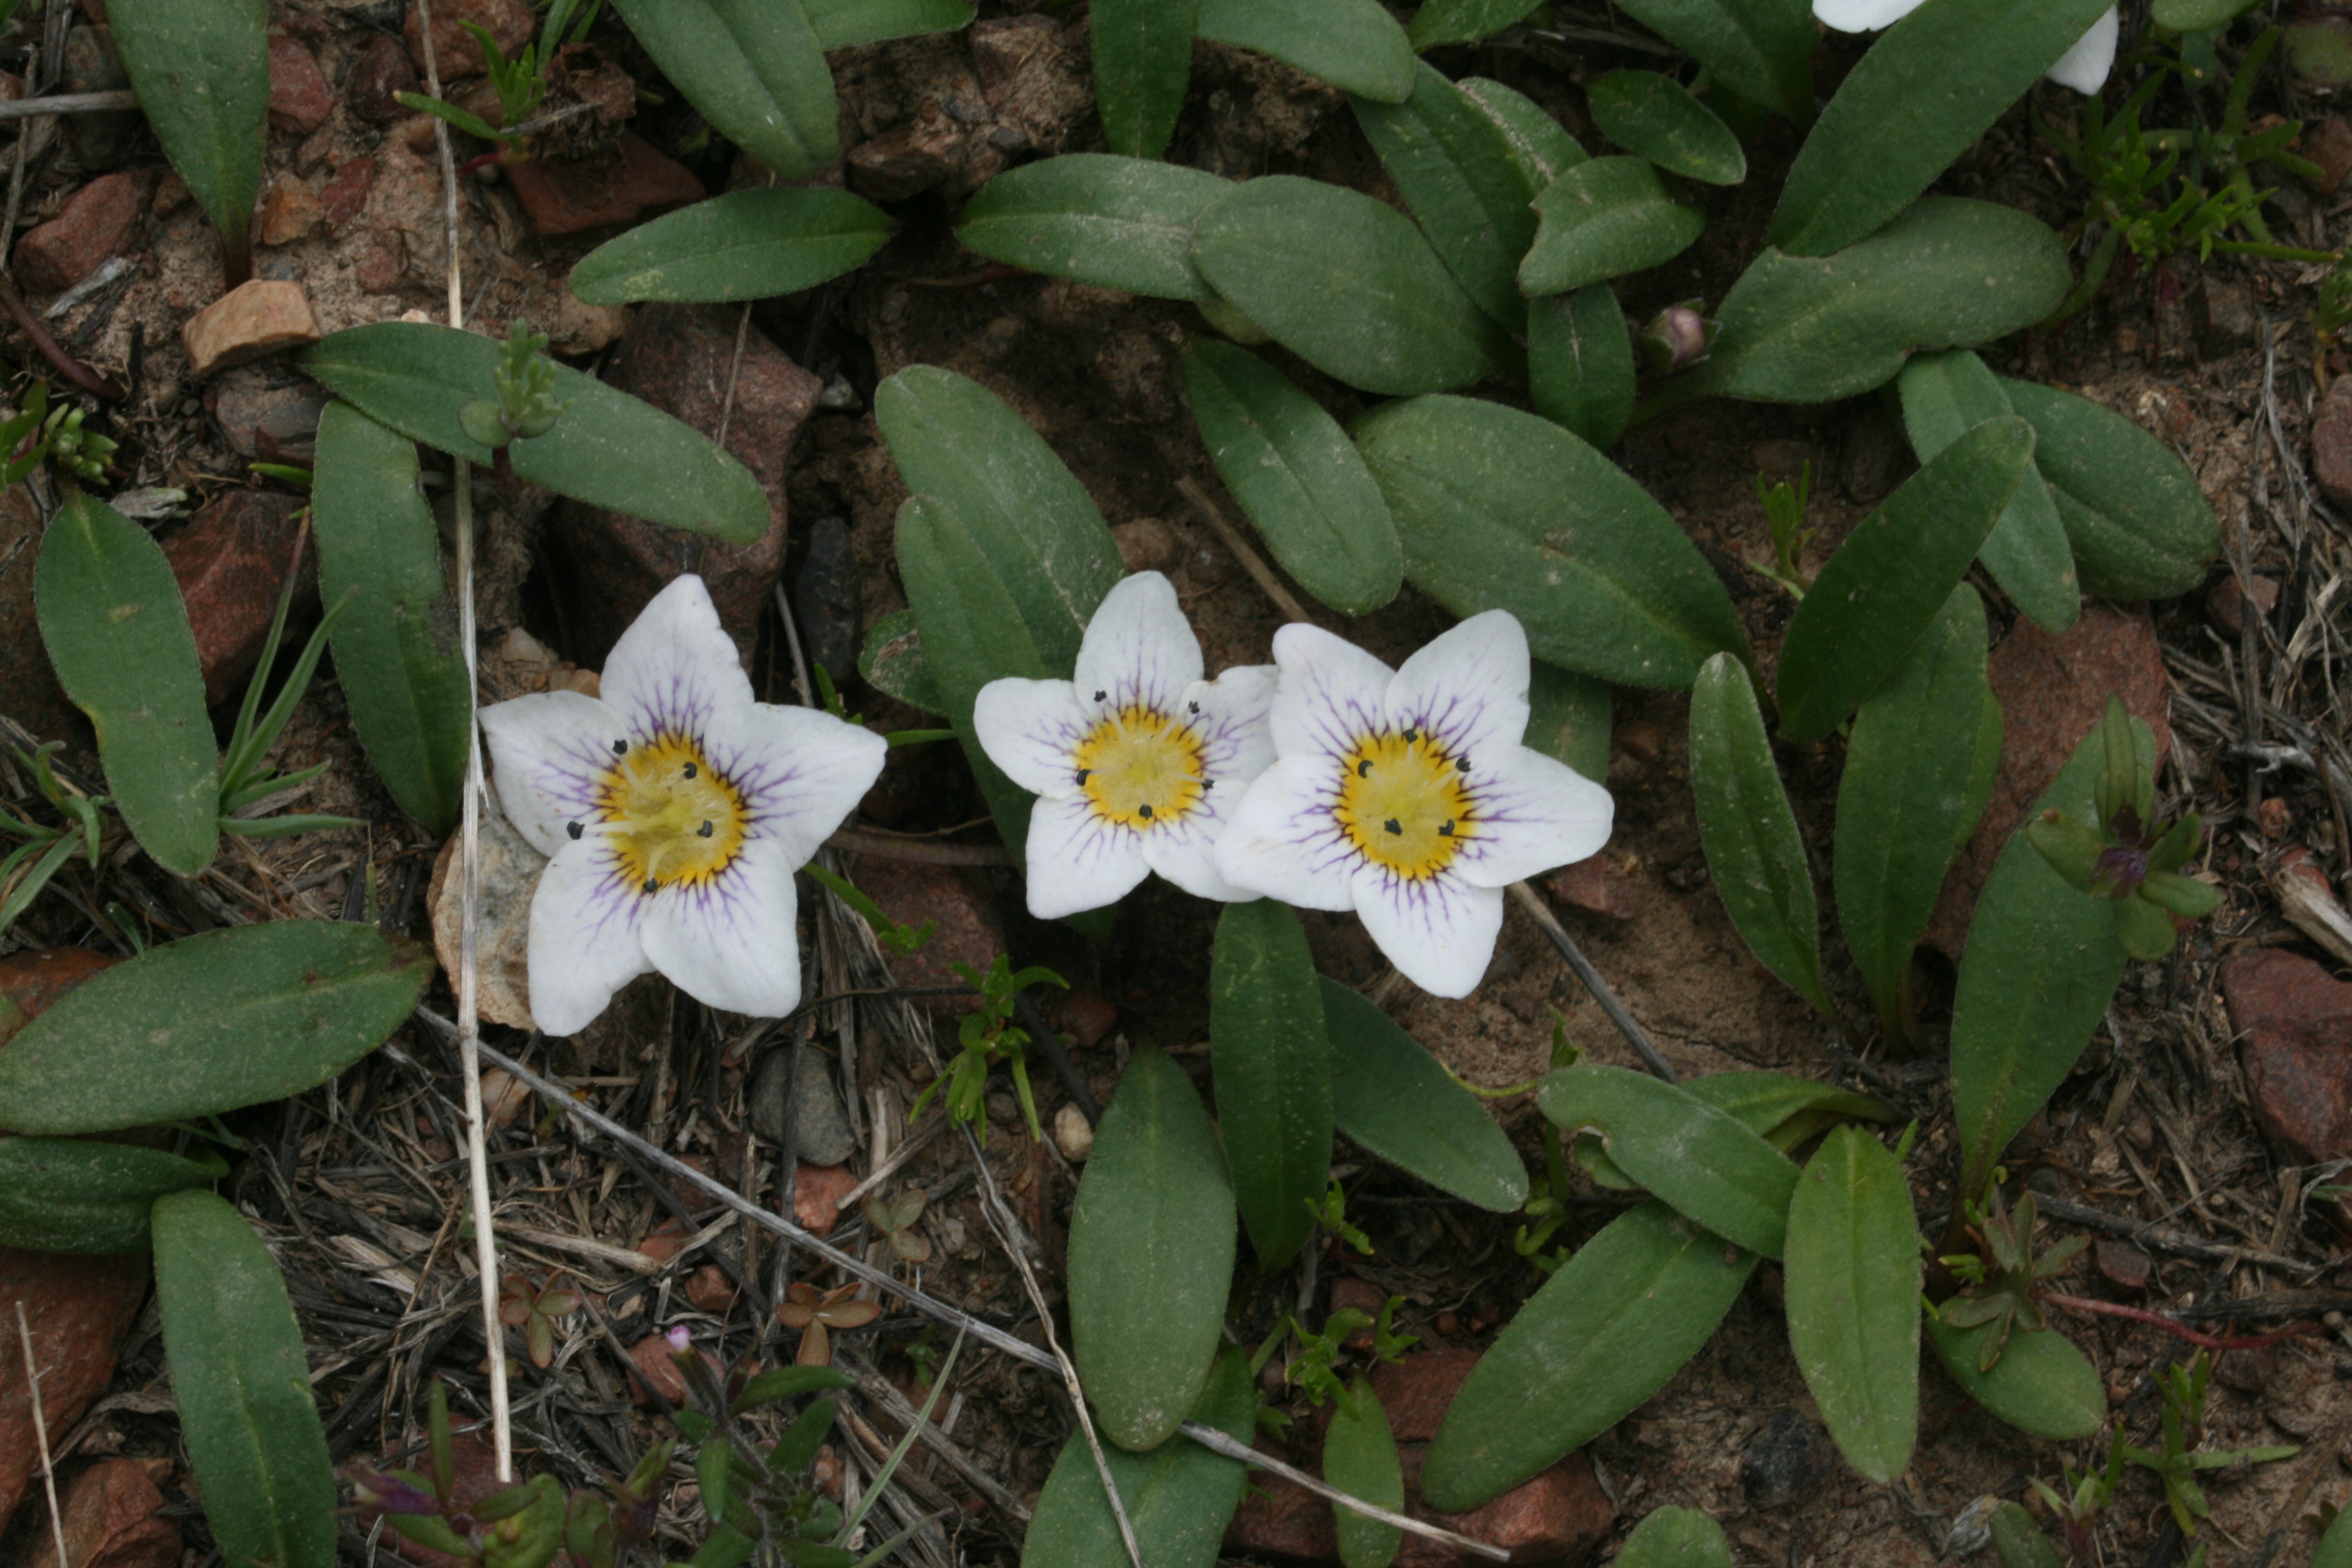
1457;756;1471;773
683;762;697;779
1137;803;1154;819
1203;779;1214;790
1384;818;1403;835
697;821;713;838
613;739;629;754
1076;768;1092;785
1439;821;1455;837
1402;728;1419;743
1357;759;1373;777
566;822;583;840
1093;690;1106;702
1188;701;1200;714
643;876;658;893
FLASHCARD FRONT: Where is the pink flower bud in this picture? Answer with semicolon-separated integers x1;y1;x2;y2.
1639;302;1714;373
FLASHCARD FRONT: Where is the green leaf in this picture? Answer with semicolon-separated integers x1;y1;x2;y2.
1776;415;2033;744
2153;0;2255;25
1352;395;1749;687
1323;979;1526;1212
1352;59;1541;328
730;1365;855;1416
1998;377;2221;601
1616;1507;1732;1568
1067;1047;1238;1452
1210;901;1332;1272
1688;653;1829;1015
106;0;266;277
1192;176;1512;396
1094;0;1195;158
1518;157;1704;297
1538;1062;1800;1257
1408;0;1543;50
1527;284;1635;450
303;323;769;544
1990;1502;2067;1568
607;0;837;181
1197;0;1416;101
152;1189;338;1568
1525;661;1612;785
1783;1126;1919;1483
1657;198;2072;411
956;155;1232;301
34;492;218;875
1925;1316;2105;1439
1606;0;1814;122
568;189;894;305
1952;716;2144;1200
1181;340;1402;615
1587;71;1746;185
2315;1497;2352;1568
1576;1070;1897;1190
1896;351;2079;632
311;403;471;837
1834;586;1994;1044
1769;0;2117;255
1023;1348;1255;1568
1325;1379;1404;1568
1458;77;1589;189
0;922;432;1134
0;1137;226;1253
857;609;943;714
1420;1201;1756;1510
803;0;971;50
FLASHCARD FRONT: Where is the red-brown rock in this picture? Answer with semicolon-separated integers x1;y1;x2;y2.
2316;373;2352;507
403;0;532;78
0;1250;150;1530
267;34;334;136
623;1333;724;1408
1546;854;1642;920
2207;572;2279;638
2095;1238;2152;1291
838;855;1004;1018
255;174;324;247
2305;116;2352;195
1061;992;1117;1050
30;1458;179;1568
14;171;140;293
792;1163;860;1236
349;33;419;123
0;947;119;1051
159;490;313;708
2220;948;2352;1166
503;132;703;237
180;279;321;377
684;1264;737;1313
319;157;378;235
1224;1449;1338;1561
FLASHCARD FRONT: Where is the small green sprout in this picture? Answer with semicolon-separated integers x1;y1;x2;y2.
2027;696;2219;959
215;518;362;840
0;382;116;486
805;862;933;956
459;319;575;467
2119;1354;2297;1540
1755;462;1814;599
497;1272;583;1370
1284;1296;1418;1415
1936;1183;2087;1371
909;955;1068;1145
0;740;113;935
862;1187;932;1264
1305;1177;1373;1257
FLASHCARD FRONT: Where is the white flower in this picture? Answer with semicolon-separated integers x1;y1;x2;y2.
1214;613;1612;999
973;571;1276;919
1814;0;2118;94
480;575;886;1036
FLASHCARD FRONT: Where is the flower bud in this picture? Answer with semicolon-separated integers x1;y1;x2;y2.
1639;302;1714;373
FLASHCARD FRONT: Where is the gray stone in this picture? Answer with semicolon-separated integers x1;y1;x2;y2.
750;1047;857;1166
1740;1408;1830;1510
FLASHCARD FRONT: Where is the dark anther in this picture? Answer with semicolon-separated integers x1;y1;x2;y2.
697;821;714;838
1357;759;1373;777
1402;727;1419;743
566;822;583;840
1093;690;1106;702
642;876;659;893
1137;803;1154;819
1457;755;1471;773
1439;821;1455;837
1203;779;1215;790
1383;818;1403;835
612;739;629;754
1188;701;1200;714
1076;768;1092;785
683;762;697;779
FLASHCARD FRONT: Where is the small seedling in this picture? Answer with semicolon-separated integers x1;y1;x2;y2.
1937;1182;2088;1370
0;740;112;935
776;1281;880;1368
214;518;362;841
1284;1296;1419;1414
862;1187;932;1264
2027;1433;2126;1563
2120;1353;2298;1539
1306;1177;1373;1257
0;382;115;486
496;1272;582;1370
458;319;575;476
910;954;1067;1145
2027;696;2219;958
1754;463;1815;598
805;863;933;956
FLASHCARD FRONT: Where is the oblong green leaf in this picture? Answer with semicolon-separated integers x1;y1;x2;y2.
1587;71;1745;185
957;155;1231;301
1776;416;2033;744
1538;1062;1800;1257
1528;284;1634;451
1578;1069;1898;1189
1182;340;1402;615
302;323;769;544
1210;901;1332;1272
1459;77;1588;189
1095;0;1195;158
1770;0;2117;255
609;0;837;180
1526;661;1612;786
1834;585;1993;1044
1353;59;1541;328
803;0;971;50
1408;0;1544;51
1518;157;1704;297
1617;1507;1731;1568
1608;0;1813;122
1198;0;1415;100
1784;1126;1919;1483
152;1188;338;1568
1991;1502;2068;1568
1326;1379;1404;1568
1323;979;1526;1212
34;492;218;875
1353;395;1749;687
1420;1201;1756;1510
1024;1348;1254;1568
857;609;943;714
0;1137;227;1253
312;403;471;837
1998;377;2221;601
1688;653;1828;1014
2316;1497;2352;1568
569;188;895;305
1192;177;1510;396
1067;1047;1238;1452
107;0;266;276
1897;351;2078;632
1925;1316;2105;1439
0;922;433;1134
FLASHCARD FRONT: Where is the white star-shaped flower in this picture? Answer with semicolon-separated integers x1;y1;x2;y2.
1815;0;2118;94
1214;612;1613;999
972;571;1276;919
480;575;887;1035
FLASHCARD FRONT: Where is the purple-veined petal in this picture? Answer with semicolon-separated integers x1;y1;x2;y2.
527;840;656;1036
482;689;628;858
639;836;803;1019
701;704;889;869
2046;6;2117;94
1813;0;1920;28
1187;664;1277;783
599;577;756;742
1023;794;1151;918
1073;572;1204;721
1385;609;1531;764
972;678;1089;797
1351;866;1503;999
1138;785;1258;904
1270;624;1394;763
1214;755;1359;912
1448;745;1616;889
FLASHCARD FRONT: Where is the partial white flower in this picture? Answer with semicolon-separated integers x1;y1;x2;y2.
1813;0;2119;94
1214;612;1613;999
480;575;887;1036
973;571;1275;920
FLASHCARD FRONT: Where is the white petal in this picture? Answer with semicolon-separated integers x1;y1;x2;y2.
640;837;803;1019
1073;572;1203;720
480;689;628;858
1269;624;1394;764
1352;867;1503;999
1187;664;1278;783
1814;0;1922;28
973;678;1089;797
702;704;889;869
527;840;656;1036
599;575;756;742
1024;794;1151;918
2045;7;2117;94
1213;755;1360;912
1138;786;1259;904
1448;745;1616;889
1385;609;1532;763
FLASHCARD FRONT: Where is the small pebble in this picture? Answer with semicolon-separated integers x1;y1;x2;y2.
1053;1101;1093;1161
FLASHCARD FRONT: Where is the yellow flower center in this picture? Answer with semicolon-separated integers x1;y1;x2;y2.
1335;728;1475;880
591;734;750;893
1070;705;1204;831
